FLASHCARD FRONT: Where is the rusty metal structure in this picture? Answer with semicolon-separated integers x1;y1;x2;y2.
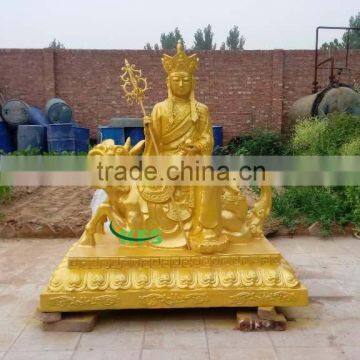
313;26;360;93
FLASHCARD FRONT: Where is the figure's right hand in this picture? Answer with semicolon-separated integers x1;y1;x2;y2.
143;115;151;126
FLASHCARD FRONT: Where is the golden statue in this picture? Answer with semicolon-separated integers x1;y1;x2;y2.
84;42;269;253
39;42;308;313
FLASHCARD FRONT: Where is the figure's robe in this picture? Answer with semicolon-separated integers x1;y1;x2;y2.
140;98;221;245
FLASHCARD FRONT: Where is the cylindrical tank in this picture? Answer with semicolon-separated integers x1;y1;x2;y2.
212;125;223;148
288;85;360;125
45;98;73;124
73;127;90;153
1;100;51;128
318;86;360;115
0;121;15;153
98;126;125;145
27;106;49;127
1;100;30;126
17;125;46;152
47;123;75;153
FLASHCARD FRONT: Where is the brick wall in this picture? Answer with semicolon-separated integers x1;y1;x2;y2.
0;48;359;142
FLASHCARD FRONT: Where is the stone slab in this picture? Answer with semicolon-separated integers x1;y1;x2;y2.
42;312;98;332
35;309;61;323
257;306;277;320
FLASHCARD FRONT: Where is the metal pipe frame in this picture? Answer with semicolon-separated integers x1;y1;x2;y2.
313;26;360;93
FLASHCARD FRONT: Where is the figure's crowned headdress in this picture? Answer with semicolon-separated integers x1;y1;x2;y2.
162;40;199;76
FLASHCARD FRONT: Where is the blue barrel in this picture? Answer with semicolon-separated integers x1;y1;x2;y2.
98;126;125;145
0;121;15;153
1;100;30;126
73;127;90;153
47;123;75;153
17;125;46;152
27;106;49;127
212;125;223;148
71;120;79;127
110;118;144;145
45;98;73;124
124;127;144;145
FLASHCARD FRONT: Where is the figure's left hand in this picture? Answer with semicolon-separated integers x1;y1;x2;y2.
182;143;201;155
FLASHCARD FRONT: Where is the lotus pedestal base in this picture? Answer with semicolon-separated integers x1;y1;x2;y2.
39;234;308;312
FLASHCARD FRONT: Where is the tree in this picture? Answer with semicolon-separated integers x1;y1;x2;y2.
144;42;153;50
345;13;360;49
320;38;344;51
160;27;184;50
193;24;216;50
226;26;245;51
220;42;226;51
321;12;360;50
144;42;160;51
48;38;65;49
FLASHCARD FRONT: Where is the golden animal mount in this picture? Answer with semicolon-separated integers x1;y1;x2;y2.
39;41;307;313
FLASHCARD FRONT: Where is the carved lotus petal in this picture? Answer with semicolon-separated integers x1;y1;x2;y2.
49;275;63;290
113;273;127;285
242;270;258;286
159;273;171;284
88;273;107;290
263;269;278;286
68;273;82;287
282;268;299;288
179;273;193;286
225;271;236;282
137;273;149;286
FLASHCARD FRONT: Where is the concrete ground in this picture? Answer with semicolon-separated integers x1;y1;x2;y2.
0;236;360;360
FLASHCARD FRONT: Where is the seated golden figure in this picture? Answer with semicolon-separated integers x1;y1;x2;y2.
84;41;272;254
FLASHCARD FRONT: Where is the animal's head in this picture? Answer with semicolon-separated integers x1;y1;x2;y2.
88;137;145;192
89;137;145;156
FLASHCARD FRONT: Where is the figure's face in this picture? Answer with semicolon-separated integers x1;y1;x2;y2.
169;71;193;99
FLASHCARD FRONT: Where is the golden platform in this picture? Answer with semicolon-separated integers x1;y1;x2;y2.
39;234;308;312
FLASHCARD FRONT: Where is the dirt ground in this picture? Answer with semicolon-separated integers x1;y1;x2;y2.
0;186;284;239
0;187;94;238
0;186;282;239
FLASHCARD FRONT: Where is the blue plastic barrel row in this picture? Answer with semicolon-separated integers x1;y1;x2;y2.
0;123;89;154
46;124;90;153
17;125;47;152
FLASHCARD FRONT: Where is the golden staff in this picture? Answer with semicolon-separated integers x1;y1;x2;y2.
120;59;190;249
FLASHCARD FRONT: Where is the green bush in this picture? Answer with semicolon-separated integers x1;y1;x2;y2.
8;146;89;156
291;119;327;155
341;137;360;155
272;187;352;234
344;187;360;228
0;186;11;203
292;113;360;155
274;113;360;233
215;129;289;155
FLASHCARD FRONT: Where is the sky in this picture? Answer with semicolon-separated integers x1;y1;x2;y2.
0;0;358;50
